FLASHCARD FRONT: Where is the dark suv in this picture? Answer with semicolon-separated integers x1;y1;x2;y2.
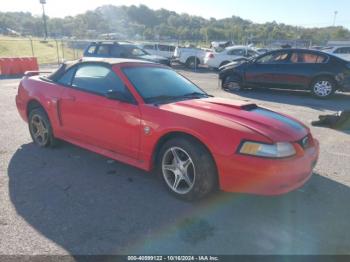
83;41;171;66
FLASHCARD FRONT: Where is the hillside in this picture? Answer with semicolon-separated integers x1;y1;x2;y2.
0;4;349;45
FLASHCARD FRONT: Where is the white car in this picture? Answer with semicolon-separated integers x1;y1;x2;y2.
173;46;210;69
204;46;259;69
139;43;176;59
322;46;350;61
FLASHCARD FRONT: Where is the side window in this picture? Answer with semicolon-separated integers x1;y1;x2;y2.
110;45;122;57
143;45;155;50
334;48;341;54
228;49;245;56
57;67;76;86
86;44;96;55
290;52;326;63
96;45;110;56
247;50;257;57
169;46;176;52
72;65;129;96
257;51;289;64
158;45;170;52
316;54;327;63
335;47;350;54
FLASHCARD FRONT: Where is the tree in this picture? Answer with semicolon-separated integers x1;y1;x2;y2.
0;5;349;44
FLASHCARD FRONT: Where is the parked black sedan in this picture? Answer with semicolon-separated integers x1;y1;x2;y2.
219;48;350;98
83;41;171;66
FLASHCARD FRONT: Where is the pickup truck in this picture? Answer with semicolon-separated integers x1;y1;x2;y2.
173;46;211;69
139;43;176;59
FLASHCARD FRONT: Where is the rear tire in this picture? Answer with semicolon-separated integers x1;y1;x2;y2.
28;108;57;147
310;77;336;98
156;137;217;201
186;57;200;69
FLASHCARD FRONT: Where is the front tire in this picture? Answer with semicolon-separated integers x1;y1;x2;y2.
28;108;57;147
222;75;245;91
311;77;336;98
157;137;217;201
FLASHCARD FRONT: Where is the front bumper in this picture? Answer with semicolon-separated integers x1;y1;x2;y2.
216;139;319;195
339;82;350;92
336;73;350;91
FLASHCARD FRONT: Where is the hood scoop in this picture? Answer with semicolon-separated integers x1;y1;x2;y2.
208;101;258;111
195;97;258;111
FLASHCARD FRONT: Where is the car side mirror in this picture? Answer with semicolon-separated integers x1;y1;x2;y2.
105;89;135;104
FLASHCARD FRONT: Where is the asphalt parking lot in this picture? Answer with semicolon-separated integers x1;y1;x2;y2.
1;67;350;255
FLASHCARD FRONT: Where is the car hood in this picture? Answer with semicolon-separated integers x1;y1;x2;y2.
219;60;247;71
160;97;309;142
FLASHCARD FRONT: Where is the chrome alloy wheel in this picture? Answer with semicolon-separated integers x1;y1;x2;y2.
30;114;49;146
313;80;333;97
162;147;196;194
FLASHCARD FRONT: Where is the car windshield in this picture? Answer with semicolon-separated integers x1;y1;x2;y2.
124;45;149;56
123;67;208;104
215;47;225;53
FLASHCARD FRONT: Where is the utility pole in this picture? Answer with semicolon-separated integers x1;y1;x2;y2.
40;0;48;39
333;11;338;27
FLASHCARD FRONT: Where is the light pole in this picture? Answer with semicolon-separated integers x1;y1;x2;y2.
40;0;48;39
333;11;338;27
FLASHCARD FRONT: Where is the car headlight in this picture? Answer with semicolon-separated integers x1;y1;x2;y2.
239;141;296;158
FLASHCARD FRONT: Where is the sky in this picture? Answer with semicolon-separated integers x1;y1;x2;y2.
1;0;350;28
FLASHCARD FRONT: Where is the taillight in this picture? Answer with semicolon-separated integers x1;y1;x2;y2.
209;53;214;58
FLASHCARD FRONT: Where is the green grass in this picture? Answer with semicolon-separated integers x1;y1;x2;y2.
0;36;83;64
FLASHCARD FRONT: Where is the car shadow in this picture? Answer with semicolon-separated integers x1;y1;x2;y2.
8;142;350;255
225;87;350;112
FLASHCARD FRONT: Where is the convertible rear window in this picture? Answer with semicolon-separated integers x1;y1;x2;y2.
46;61;78;81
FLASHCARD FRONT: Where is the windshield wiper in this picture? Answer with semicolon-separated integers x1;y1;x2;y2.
146;95;179;105
147;92;211;106
178;92;210;99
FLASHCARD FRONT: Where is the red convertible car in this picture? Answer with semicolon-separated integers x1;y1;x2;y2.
16;58;319;200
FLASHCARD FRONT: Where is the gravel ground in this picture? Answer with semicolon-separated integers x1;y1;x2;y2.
0;66;350;256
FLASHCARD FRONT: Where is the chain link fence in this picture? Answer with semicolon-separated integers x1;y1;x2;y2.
0;36;314;66
0;37;91;65
0;37;205;66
